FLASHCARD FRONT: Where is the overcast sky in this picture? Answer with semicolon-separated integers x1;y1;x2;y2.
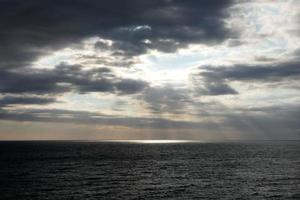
0;0;299;140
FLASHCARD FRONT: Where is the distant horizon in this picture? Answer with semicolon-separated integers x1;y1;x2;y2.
1;139;299;142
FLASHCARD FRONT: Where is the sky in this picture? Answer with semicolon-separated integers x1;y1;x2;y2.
0;0;299;141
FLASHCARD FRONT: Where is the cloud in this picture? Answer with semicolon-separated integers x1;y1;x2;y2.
254;56;277;62
222;105;300;139
0;69;70;94
190;71;238;96
0;96;56;107
292;48;300;59
191;61;300;96
0;105;299;140
142;86;191;114
0;108;208;129
0;0;234;70
0;0;299;140
200;61;300;81
0;63;148;95
192;77;238;96
226;39;245;47
115;79;149;95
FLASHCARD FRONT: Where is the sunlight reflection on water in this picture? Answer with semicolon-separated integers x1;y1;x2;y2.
101;140;205;143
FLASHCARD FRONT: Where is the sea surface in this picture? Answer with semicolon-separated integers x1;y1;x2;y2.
0;141;299;199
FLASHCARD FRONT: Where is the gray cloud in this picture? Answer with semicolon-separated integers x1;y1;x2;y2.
292;48;300;59
0;105;299;139
0;0;234;104
81;55;137;68
115;79;149;95
0;69;70;94
1;0;299;140
254;56;277;62
142;86;191;114
0;0;234;70
226;39;245;47
193;78;238;96
0;108;208;130
199;62;300;81
222;105;300;139
191;61;300;96
0;96;56;107
0;64;148;95
190;72;238;96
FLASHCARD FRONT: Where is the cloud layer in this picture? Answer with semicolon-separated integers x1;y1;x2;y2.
0;0;233;70
0;0;299;140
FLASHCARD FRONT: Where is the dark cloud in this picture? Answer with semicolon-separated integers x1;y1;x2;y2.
0;96;56;107
0;64;148;95
0;69;70;94
199;62;300;81
0;0;234;70
142;86;191;114
192;77;238;96
190;71;238;96
115;79;149;95
94;41;110;50
201;82;238;96
191;61;300;95
0;0;234;100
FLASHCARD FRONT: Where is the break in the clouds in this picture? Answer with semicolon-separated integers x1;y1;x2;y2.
0;0;299;140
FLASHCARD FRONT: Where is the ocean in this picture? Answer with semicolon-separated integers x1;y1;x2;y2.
0;141;299;199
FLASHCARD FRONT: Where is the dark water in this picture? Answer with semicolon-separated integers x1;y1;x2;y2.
0;141;299;199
